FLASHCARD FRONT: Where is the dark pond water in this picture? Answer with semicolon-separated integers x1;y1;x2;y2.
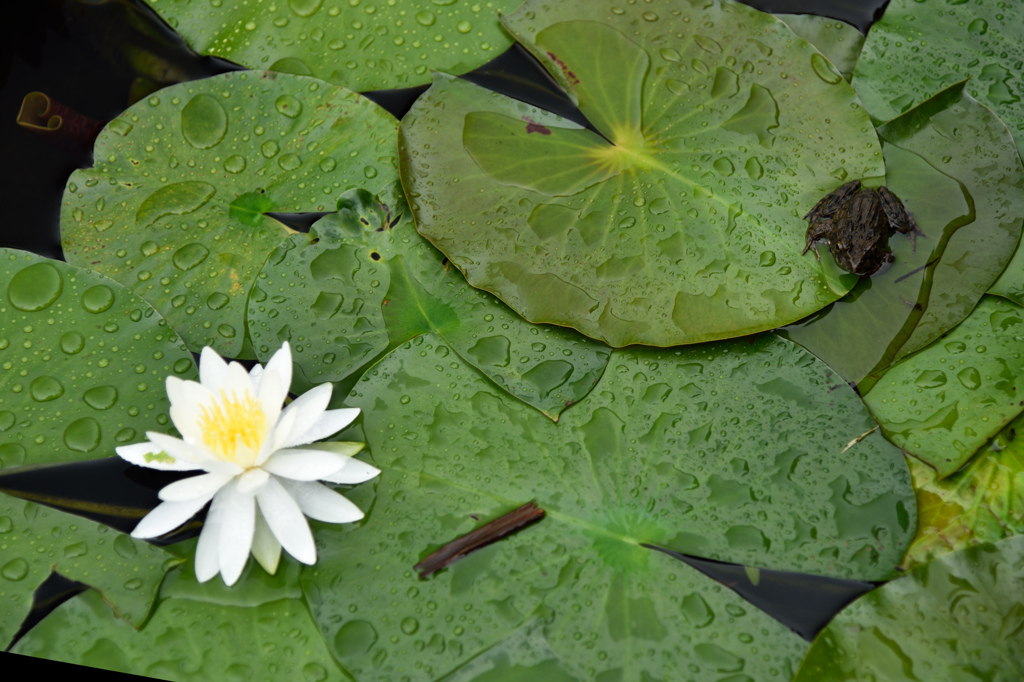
0;0;891;663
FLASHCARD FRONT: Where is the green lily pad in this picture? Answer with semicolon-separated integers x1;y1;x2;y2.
11;567;348;681
0;249;197;467
795;535;1024;682
61;70;399;355
781;81;1024;385
901;411;1024;572
247;185;611;419
400;0;884;347
775;14;864;82
0;495;178;649
302;333;914;679
0;248;196;647
863;295;1024;479
853;0;1024;154
146;0;520;91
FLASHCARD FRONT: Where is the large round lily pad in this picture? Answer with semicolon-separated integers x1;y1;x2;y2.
400;0;884;347
795;535;1024;682
863;296;1024;479
302;333;914;680
247;185;611;419
61;70;399;355
147;0;521;92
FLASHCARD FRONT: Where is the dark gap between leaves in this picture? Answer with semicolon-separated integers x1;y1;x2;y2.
263;211;335;234
643;544;877;641
0;456;200;544
4;572;87;653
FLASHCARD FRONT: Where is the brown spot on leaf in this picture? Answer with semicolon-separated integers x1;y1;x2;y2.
546;51;580;85
522;116;551;135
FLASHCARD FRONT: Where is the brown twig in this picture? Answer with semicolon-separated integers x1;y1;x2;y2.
415;501;546;578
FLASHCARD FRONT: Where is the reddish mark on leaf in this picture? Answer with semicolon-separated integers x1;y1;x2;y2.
546;51;580;85
522;116;551;135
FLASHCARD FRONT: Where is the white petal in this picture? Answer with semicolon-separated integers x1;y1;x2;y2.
251;509;281;575
158;472;234;502
282;407;361;450
277;479;365;523
131;495;212;539
195;490;226;583
256;476;316;564
167;379;215;442
216;483;256;586
116;441;201;472
199;346;230;387
321;457;381;485
237;467;270;494
264;342;293;397
273;383;332;450
260;449;350;481
249;363;264;392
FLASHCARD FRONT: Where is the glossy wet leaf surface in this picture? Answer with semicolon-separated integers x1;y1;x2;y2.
147;0;519;92
0;495;177;649
61;70;398;355
11;563;345;681
0;249;194;648
853;0;1024;152
302;333;914;680
795;535;1024;682
901;412;1024;572
0;249;197;467
781;82;1024;385
863;295;1024;479
247;185;611;419
401;0;884;347
775;14;864;82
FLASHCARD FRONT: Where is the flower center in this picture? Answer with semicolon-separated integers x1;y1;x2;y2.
198;389;266;467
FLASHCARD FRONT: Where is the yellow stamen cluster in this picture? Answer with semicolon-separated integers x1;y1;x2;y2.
198;389;266;467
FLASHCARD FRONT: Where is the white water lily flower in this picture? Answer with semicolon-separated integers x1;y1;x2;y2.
117;341;379;586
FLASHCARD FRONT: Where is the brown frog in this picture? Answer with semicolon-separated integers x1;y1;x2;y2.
802;180;923;276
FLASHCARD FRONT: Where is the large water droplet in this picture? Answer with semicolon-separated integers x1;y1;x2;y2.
224;155;247;174
275;95;303;119
8;262;62;312
400;617;419;635
181;94;228;149
64;417;102;452
0;444;26;468
0;411;14;432
334;620;378;658
0;558;28;581
81;285;114;313
64;542;88;558
136;181;216;227
172;243;210;271
83;386;118;410
914;370;947;388
811;53;843;85
957;367;981;390
278;153;302;171
288;0;323;17
30;376;64;402
415;10;436;26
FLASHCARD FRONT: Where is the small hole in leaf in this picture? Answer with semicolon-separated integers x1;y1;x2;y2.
370;251;381;261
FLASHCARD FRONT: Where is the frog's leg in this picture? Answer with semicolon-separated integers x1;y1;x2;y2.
878;186;924;251
803;179;861;223
801;218;833;259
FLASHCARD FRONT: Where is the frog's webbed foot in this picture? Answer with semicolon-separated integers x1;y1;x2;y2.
803;180;861;223
878;186;925;251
